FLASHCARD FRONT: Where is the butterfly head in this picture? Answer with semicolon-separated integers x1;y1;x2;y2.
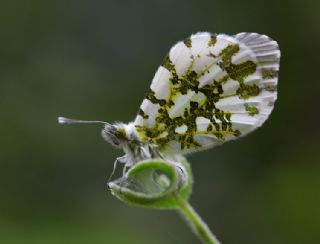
101;123;128;148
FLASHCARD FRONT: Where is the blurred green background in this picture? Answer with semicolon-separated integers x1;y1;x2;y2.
1;0;319;243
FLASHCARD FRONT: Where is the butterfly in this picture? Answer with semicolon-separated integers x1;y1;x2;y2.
59;32;280;172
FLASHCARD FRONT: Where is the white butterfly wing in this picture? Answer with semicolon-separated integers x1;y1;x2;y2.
134;32;280;154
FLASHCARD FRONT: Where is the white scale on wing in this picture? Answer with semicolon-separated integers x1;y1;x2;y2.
139;99;160;127
169;41;192;77
150;66;171;100
189;33;213;73
196;117;211;132
169;90;194;118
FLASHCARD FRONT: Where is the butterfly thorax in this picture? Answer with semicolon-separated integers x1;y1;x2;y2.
102;122;161;166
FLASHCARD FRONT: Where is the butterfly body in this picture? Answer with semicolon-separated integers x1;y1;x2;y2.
102;122;163;167
59;32;280;170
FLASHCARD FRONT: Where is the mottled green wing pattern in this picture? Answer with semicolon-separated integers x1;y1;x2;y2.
134;32;280;155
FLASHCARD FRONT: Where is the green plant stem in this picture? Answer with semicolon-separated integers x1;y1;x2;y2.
176;195;220;244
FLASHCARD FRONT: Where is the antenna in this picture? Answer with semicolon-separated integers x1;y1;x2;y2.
58;117;108;125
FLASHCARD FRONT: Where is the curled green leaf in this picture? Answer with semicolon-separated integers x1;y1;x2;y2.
108;156;193;209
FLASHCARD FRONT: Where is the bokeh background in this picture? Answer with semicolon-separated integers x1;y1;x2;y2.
1;0;320;243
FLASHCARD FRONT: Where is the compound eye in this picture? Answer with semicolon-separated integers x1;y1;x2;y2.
110;133;122;146
101;125;122;148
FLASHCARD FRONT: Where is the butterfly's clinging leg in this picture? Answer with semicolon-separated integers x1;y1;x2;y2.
122;165;127;176
108;155;128;182
146;144;163;159
140;146;152;159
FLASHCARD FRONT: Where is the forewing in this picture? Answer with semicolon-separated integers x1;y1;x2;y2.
134;32;280;154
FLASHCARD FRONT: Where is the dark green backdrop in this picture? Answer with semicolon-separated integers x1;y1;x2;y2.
1;0;319;243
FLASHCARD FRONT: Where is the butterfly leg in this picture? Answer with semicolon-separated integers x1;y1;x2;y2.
108;155;128;182
122;165;128;176
140;146;151;159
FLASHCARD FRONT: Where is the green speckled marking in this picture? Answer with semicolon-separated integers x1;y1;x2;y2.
174;69;200;95
237;83;260;99
219;44;240;69
162;55;175;73
208;34;217;47
139;109;149;119
146;89;166;106
245;104;259;116
234;130;241;136
225;61;257;82
162;55;179;85
184;38;192;48
262;68;277;79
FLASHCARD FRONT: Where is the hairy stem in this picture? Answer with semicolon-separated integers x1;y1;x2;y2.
176;195;220;244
